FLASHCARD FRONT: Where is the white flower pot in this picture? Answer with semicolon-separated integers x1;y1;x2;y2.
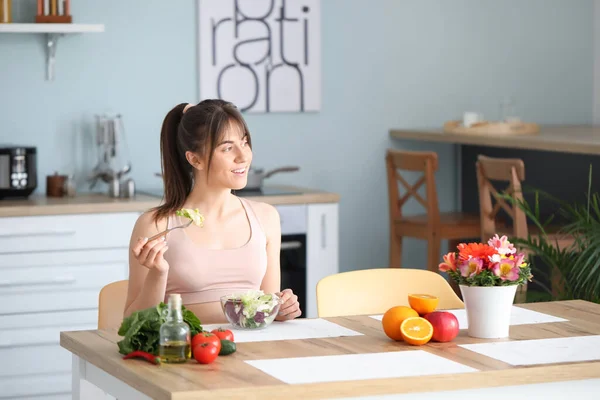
459;285;518;339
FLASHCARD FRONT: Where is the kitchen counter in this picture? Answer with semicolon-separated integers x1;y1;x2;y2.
0;185;340;217
390;125;600;155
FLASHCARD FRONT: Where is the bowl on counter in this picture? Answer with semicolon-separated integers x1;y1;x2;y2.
220;290;281;330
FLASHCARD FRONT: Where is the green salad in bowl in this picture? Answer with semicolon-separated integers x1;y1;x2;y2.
220;290;281;329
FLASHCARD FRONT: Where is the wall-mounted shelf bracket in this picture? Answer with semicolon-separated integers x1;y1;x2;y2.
45;33;61;81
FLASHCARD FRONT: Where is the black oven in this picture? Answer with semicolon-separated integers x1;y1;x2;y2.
280;233;307;318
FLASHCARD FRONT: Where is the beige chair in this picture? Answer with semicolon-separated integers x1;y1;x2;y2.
316;268;464;318
386;149;480;272
98;280;129;330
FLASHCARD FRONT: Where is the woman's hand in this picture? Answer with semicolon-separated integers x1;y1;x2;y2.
132;236;170;275
275;288;302;321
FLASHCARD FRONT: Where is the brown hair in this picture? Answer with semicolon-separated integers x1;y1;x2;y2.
152;99;252;223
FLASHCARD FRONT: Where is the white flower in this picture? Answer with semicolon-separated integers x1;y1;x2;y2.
489;254;502;263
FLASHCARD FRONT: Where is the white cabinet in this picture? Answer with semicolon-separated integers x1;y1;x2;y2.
274;203;339;319
0;212;137;400
306;203;339;319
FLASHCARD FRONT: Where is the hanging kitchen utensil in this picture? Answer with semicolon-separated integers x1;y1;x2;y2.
89;113;132;191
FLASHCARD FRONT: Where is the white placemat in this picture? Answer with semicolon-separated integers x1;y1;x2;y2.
370;306;567;329
460;335;600;366
202;318;363;343
245;350;477;384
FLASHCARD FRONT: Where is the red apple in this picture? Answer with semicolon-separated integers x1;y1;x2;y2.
424;311;459;342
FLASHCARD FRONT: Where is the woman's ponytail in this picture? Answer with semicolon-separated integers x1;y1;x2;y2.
153;103;190;223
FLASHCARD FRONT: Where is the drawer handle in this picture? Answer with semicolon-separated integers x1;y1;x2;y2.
0;230;76;238
281;241;303;251
0;338;59;348
0;275;76;288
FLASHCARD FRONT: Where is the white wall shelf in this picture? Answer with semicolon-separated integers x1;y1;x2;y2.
0;23;104;33
0;23;105;80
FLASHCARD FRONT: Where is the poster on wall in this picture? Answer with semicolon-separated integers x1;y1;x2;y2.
198;0;321;113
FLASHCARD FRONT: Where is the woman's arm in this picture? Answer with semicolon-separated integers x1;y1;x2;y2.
123;212;170;318
257;202;282;294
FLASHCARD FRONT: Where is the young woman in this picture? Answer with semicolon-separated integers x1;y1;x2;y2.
124;100;301;324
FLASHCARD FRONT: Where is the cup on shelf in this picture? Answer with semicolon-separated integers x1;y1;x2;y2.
463;112;484;128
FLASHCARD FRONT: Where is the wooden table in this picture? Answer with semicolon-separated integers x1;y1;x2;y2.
60;300;600;400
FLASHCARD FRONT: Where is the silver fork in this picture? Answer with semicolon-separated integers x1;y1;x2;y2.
147;220;193;242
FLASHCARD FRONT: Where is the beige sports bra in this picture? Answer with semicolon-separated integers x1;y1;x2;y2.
163;197;268;304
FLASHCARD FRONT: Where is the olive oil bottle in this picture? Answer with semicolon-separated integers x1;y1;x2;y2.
159;294;191;363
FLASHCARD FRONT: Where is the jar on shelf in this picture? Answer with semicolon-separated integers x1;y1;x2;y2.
0;0;12;23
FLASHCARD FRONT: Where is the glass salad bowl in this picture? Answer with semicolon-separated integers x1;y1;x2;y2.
220;290;281;330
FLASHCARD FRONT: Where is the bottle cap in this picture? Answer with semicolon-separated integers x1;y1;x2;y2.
168;293;182;308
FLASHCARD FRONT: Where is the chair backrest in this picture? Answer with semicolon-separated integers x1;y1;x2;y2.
476;155;527;242
385;149;440;224
98;280;129;330
316;268;464;317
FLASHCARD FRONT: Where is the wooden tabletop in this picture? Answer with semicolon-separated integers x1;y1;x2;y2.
60;300;600;400
0;185;340;218
389;125;600;155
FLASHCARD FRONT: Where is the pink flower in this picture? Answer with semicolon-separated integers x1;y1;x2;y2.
459;257;483;278
513;253;527;268
491;258;520;281
439;252;457;272
487;234;516;256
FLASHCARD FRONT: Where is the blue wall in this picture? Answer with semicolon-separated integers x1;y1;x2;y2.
0;0;593;272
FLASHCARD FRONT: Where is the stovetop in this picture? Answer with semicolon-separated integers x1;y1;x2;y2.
139;187;303;198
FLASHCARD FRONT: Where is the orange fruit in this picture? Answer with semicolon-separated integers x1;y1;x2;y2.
381;306;419;341
400;316;433;346
408;294;439;315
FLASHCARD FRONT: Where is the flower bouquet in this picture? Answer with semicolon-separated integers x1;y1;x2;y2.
439;234;533;338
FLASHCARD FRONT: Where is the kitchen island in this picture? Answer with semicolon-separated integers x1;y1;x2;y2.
390;124;600;155
61;300;600;399
390;124;600;222
0;185;340;400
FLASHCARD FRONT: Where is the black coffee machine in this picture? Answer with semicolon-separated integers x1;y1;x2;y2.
0;145;37;199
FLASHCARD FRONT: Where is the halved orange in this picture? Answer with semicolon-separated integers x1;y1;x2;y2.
400;316;433;346
381;306;419;341
408;294;439;315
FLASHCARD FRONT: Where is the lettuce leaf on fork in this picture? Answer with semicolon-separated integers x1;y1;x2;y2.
175;208;205;227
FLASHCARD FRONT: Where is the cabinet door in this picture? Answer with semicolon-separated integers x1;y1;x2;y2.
306;203;339;319
0;212;139;253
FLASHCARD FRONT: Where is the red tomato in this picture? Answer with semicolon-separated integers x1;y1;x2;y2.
211;327;234;342
192;332;221;354
193;343;219;364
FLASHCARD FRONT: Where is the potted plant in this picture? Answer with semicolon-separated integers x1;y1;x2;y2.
439;235;532;339
500;166;600;303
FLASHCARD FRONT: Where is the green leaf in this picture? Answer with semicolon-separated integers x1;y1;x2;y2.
116;302;203;355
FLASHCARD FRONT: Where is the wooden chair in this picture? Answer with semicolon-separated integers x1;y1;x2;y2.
98;280;129;330
386;149;480;272
316;268;464;318
476;155;573;303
